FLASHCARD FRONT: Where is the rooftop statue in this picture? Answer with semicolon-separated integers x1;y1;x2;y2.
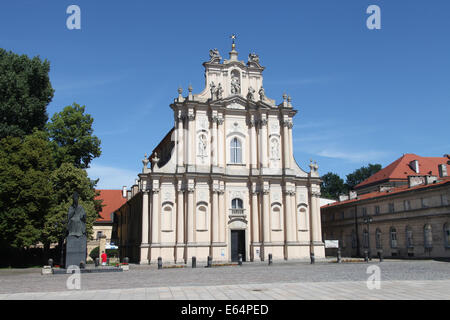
209;48;221;63
248;53;260;64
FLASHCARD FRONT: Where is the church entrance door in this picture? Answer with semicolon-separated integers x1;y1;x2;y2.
231;230;245;262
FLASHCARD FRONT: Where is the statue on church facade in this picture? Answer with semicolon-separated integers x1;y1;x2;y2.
259;87;265;101
209;48;221;63
216;83;223;99
247;86;255;101
230;71;241;94
248;53;260;63
210;81;216;99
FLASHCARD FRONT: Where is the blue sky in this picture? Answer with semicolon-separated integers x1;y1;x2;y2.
1;1;449;188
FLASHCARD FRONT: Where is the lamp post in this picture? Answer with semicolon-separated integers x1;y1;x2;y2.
363;216;373;260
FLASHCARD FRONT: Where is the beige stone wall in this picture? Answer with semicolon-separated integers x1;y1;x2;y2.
322;183;450;258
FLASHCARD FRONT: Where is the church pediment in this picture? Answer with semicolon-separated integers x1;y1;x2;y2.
210;95;256;110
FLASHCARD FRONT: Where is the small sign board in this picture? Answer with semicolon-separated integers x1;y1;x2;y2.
324;240;339;248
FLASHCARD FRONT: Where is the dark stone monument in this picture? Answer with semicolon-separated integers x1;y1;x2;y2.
65;192;87;268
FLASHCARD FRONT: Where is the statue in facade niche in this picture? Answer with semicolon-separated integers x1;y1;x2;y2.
231;74;240;94
210;81;216;99
247;86;255;101
216;83;223;99
271;139;280;160
198;135;207;157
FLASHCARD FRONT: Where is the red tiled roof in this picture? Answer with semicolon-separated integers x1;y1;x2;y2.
322;176;450;209
95;190;127;222
355;154;449;189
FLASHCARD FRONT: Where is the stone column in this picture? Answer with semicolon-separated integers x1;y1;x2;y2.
151;188;160;244
251;189;260;243
217;117;224;167
249;117;257;169
284;190;294;243
176;188;184;244
262;187;270;244
177;115;184;167
283;120;290;169
218;186;225;243
287;120;293;169
142;191;149;245
188;113;195;166
310;190;321;243
212;116;218;167
187;187;194;244
260;118;268;168
212;188;219;243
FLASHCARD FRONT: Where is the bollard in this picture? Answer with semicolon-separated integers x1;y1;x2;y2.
192;256;196;268
364;250;369;262
95;257;99;267
310;252;315;264
157;257;162;270
268;253;273;266
48;258;53;267
337;248;342;263
207;256;212;268
238;254;243;266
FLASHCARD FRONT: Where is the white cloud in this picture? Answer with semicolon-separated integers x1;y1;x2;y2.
315;149;389;163
87;164;137;189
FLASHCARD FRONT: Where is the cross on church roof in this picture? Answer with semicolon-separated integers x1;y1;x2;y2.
230;33;237;50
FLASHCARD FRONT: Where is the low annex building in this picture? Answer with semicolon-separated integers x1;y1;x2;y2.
321;154;450;259
114;42;325;264
87;189;126;260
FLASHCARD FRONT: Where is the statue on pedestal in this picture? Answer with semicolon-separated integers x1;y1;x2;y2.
65;192;87;268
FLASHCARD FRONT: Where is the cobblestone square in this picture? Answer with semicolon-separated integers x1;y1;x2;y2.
0;260;449;300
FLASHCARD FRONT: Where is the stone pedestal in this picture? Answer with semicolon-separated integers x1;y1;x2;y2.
65;235;87;268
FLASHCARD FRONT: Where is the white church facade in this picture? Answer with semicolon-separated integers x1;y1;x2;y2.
114;41;325;264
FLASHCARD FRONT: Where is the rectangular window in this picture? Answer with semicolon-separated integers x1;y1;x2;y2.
441;194;449;206
374;205;380;215
341;212;345;220
362;207;367;217
388;203;395;213
404;200;411;211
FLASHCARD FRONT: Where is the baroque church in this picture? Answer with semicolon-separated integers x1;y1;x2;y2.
114;40;325;264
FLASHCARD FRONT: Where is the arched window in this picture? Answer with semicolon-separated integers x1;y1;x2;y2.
162;204;173;231
230;137;242;163
424;224;433;248
271;205;282;231
363;229;369;248
231;198;243;209
390;227;397;248
375;228;382;249
196;205;208;230
444;224;450;248
406;226;414;248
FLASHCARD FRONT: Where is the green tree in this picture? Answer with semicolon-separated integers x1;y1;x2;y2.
0;49;54;139
42;162;101;246
345;163;382;190
46;103;101;169
0;131;54;249
320;172;348;200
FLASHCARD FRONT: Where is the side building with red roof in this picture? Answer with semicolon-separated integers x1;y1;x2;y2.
87;189;127;260
321;156;450;259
